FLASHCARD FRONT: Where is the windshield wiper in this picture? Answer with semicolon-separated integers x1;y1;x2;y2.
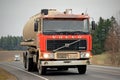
53;39;81;52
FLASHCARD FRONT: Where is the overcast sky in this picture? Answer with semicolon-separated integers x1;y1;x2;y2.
0;0;120;37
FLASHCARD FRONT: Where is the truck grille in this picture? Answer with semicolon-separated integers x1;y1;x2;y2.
47;40;87;51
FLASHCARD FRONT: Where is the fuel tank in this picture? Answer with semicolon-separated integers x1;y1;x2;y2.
21;13;41;46
23;17;36;41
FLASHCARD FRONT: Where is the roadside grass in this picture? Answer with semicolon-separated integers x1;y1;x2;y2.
0;51;23;80
0;51;23;62
0;67;17;80
91;52;120;67
91;53;108;65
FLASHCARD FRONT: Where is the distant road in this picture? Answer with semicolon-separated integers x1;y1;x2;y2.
0;61;120;80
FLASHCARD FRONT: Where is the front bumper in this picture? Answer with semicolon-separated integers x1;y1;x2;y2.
41;60;89;67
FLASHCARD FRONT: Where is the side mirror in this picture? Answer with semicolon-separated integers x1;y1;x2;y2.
91;21;96;30
34;21;38;32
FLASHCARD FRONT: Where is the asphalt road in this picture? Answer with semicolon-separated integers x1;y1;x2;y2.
0;61;120;80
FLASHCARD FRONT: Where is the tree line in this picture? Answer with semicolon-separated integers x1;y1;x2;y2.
0;36;26;50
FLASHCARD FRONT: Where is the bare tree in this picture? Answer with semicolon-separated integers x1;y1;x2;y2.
105;16;120;66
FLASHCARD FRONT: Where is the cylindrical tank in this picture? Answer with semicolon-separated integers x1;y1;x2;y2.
23;18;36;41
21;13;41;47
23;13;41;41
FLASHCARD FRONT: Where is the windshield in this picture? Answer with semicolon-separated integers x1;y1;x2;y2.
43;19;89;35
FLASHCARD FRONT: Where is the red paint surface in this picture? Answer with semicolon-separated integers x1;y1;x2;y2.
37;34;92;53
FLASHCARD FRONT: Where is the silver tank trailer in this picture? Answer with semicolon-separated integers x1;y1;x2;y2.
21;13;41;46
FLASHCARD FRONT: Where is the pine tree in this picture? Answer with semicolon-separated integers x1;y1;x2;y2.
92;17;112;54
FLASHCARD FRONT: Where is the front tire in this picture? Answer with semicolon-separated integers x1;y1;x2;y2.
38;60;47;75
77;65;87;74
38;66;47;75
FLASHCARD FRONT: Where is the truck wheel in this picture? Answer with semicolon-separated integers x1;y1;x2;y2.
26;58;33;71
23;52;27;68
38;66;46;75
77;65;87;74
33;63;38;71
25;53;33;71
38;61;47;75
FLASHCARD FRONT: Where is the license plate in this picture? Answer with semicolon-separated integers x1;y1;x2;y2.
57;53;67;59
68;54;78;59
56;52;79;59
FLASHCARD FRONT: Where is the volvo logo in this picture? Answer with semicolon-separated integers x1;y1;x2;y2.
65;43;70;47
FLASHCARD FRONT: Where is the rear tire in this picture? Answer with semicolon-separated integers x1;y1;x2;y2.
24;51;38;72
23;52;27;68
77;65;87;74
26;57;33;71
25;52;33;71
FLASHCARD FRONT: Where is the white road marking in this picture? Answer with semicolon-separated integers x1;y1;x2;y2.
4;64;49;80
89;65;120;76
90;65;120;70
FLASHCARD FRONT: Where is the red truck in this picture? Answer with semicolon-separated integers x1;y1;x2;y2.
21;9;95;75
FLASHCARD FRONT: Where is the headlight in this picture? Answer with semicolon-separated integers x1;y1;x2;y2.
80;52;91;58
43;53;49;59
43;53;54;59
85;52;90;58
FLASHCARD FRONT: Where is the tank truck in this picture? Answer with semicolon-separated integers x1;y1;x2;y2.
21;9;95;75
